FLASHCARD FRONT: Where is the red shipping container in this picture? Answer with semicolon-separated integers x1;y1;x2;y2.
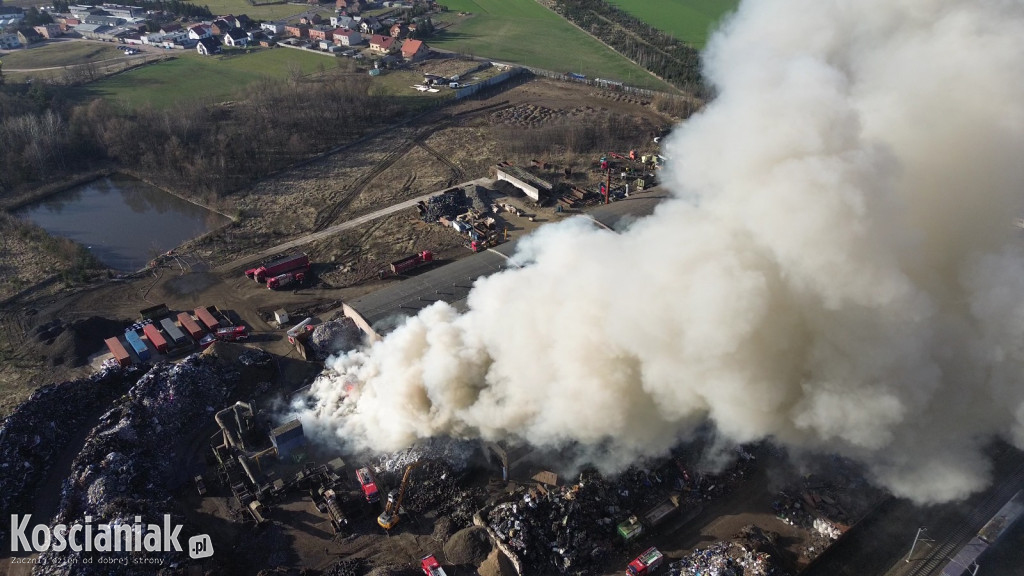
177;312;204;340
194;307;220;332
104;337;131;367
143;323;168;354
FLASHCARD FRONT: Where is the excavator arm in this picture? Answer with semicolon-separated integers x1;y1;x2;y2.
378;461;424;529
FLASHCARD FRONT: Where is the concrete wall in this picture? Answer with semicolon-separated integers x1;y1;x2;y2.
343;302;380;342
495;168;540;201
454;66;523;100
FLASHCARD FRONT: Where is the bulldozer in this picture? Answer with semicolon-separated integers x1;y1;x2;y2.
377;461;423;530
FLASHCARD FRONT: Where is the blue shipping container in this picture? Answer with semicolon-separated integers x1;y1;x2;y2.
124;330;150;361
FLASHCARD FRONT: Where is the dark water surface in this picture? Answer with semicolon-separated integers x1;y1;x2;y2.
16;175;229;271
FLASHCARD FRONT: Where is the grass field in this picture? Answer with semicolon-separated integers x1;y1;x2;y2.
428;0;675;92
73;48;347;108
0;41;126;69
606;0;741;48
4;0;329;21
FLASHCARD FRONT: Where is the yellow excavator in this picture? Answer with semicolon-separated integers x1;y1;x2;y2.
377;461;423;530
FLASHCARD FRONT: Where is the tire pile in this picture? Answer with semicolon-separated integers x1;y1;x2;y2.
35;355;239;575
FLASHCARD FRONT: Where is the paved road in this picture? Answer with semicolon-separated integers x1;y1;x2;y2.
348;190;668;328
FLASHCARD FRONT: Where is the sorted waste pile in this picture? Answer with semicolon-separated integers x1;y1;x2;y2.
238;347;274;368
0;365;143;546
375;439;478;474
310;318;362;360
35;355;239;575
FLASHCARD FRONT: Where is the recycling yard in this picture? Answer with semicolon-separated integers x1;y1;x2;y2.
3;73;1024;576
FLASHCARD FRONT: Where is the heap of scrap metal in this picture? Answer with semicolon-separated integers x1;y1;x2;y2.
419;187;474;223
36;356;238;574
310;317;362;360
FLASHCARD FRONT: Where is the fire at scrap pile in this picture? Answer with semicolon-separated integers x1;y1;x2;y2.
35;356;237;574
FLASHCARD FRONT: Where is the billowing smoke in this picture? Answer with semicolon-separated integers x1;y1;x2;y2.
293;0;1024;503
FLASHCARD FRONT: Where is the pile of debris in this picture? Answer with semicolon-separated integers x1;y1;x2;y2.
322;559;363;576
309;318;362;360
238;347;274;368
36;355;239;574
667;536;786;576
374;439;479;474
419;187;474;223
0;365;143;546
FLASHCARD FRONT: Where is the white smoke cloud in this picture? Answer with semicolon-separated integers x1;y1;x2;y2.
293;0;1024;503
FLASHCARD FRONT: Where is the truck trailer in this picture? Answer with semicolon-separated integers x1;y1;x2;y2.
124;330;150;361
143;323;168;354
160;317;188;347
104;337;131;367
267;271;305;290
177;312;204;340
617;495;680;541
389;250;434;275
250;253;309;283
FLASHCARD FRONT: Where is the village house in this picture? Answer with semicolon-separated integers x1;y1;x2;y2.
196;35;221;55
223;27;248;46
368;33;395;54
34;24;62;39
307;26;332;42
400;38;428;61
333;28;361;46
188;24;211;40
261;21;284;35
284;24;308;38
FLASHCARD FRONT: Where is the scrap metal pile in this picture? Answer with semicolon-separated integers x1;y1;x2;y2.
418;187;474;223
667;527;788;576
0;366;144;547
310;318;362;360
36;356;238;575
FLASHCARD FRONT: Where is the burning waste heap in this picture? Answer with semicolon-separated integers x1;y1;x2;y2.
34;356;238;574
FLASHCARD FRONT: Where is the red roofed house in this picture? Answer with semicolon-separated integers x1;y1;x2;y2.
284;24;308;38
368;34;395;54
333;28;362;46
401;39;428;62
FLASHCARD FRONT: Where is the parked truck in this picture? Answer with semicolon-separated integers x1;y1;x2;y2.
617;495;681;542
267;271;305;290
420;555;448;576
627;547;664;576
389;250;434;275
249;253;309;283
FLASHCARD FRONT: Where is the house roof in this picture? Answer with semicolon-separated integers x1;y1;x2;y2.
369;34;393;48
197;36;221;49
225;27;247;40
74;23;105;33
331;28;351;37
189;24;207;32
401;38;424;57
160;22;180;32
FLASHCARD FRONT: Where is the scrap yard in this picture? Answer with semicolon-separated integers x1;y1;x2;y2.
2;63;1024;576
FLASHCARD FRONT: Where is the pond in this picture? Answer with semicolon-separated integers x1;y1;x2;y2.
15;174;231;271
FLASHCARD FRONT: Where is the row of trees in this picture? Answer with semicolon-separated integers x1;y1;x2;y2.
0;69;413;202
50;0;212;18
551;0;706;94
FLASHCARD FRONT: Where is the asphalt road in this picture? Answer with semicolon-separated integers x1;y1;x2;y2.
348;190;669;328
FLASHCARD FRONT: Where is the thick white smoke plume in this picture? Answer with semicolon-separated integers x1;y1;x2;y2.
294;0;1024;503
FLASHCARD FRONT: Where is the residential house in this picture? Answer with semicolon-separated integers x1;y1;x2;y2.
188;24;210;39
359;16;382;34
196;35;221;55
58;17;80;32
368;33;395;53
259;38;275;47
330;15;353;28
224;14;249;29
0;32;21;49
210;18;231;36
260;21;284;35
284;24;307;38
299;13;321;25
159;22;180;34
17;28;42;45
34;24;62;39
307;26;332;42
223;27;247;46
400;38;427;61
389;23;406;38
336;0;365;12
0;6;25;29
333;28;361;46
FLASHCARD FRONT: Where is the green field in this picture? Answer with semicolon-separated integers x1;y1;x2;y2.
74;48;345;108
606;0;741;48
429;0;675;92
200;0;334;22
0;41;126;69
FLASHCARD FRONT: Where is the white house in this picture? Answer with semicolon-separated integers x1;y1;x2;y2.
223;27;248;47
333;29;362;46
196;36;221;55
260;21;284;35
330;15;353;28
188;24;211;40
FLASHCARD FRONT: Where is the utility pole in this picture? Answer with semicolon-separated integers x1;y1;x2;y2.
905;527;932;563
